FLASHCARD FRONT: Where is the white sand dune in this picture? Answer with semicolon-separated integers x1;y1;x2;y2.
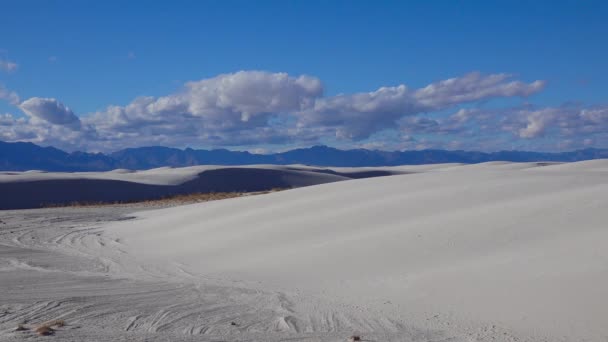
101;160;608;341
0;165;413;209
1;160;607;341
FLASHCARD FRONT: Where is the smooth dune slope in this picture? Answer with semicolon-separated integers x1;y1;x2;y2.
107;160;608;341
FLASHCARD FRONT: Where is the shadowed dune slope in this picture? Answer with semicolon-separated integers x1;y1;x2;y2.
0;165;405;209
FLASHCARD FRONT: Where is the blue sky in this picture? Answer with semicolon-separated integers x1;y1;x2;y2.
1;1;607;152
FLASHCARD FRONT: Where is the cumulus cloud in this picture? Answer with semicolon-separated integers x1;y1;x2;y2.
517;109;554;138
88;71;322;130
0;114;35;141
297;72;544;140
511;105;608;139
4;69;606;152
413;73;544;108
396;104;608;151
0;57;18;73
19;97;81;128
0;96;90;150
80;71;323;150
0;112;86;147
0;113;20;126
399;108;489;136
82;71;539;149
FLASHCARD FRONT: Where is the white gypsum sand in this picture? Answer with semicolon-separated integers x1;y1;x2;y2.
1;161;607;341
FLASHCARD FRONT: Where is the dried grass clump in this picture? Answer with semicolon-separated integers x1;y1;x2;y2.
34;319;65;336
35;326;54;336
15;324;27;331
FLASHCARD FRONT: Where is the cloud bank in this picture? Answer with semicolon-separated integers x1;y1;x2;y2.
0;70;605;152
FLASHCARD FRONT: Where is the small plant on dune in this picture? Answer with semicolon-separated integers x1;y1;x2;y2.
35;325;54;336
34;319;65;336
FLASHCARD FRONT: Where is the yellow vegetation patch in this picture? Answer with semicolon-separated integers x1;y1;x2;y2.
44;188;286;208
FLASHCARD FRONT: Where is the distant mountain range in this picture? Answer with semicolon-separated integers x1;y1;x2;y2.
1;140;608;171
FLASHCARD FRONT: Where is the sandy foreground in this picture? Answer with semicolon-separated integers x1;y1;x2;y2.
1;161;608;341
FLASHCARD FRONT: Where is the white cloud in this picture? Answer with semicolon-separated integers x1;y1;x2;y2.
413;73;544;108
19;97;81;128
0;110;101;151
80;71;323;150
395;104;608;151
297;72;544;140
517;109;554;138
6;70;607;152
84;71;539;149
513;106;608;139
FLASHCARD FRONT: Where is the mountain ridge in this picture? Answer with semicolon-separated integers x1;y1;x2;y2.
1;140;607;171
